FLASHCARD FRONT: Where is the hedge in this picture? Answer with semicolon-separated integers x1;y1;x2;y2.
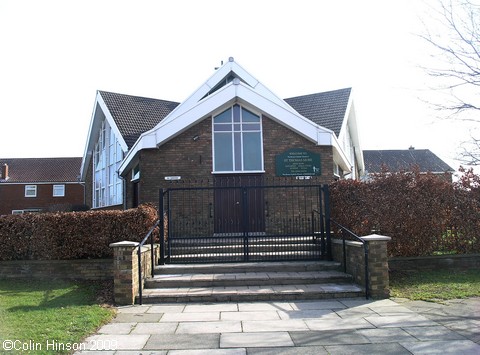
0;204;159;261
330;167;480;257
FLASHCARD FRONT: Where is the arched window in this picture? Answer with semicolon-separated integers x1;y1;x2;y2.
213;104;263;172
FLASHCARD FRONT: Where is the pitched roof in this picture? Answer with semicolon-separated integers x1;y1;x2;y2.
363;149;454;174
285;88;352;136
99;91;180;148
99;88;352;150
0;157;82;183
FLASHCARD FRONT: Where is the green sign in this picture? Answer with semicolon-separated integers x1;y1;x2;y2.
275;148;321;177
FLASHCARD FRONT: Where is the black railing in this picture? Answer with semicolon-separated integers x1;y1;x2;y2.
329;219;369;300
137;219;160;305
159;184;331;264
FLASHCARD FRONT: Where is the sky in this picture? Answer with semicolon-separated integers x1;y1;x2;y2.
0;0;475;173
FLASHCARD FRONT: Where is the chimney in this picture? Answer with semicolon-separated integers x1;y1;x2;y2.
1;164;8;180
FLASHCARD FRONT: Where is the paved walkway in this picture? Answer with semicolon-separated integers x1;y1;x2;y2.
77;297;480;354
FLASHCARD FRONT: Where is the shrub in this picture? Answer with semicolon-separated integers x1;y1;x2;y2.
0;204;159;261
330;168;480;257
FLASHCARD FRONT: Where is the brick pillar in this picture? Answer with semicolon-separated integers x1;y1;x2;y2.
109;241;139;305
361;234;391;299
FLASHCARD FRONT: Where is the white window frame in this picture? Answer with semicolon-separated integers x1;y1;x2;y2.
25;185;37;198
212;104;264;174
53;184;65;197
93;120;124;208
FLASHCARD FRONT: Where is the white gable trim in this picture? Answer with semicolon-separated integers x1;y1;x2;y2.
155;58;294;131
118;80;351;175
80;91;128;180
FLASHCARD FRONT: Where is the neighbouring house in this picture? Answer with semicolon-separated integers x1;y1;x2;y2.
363;147;455;182
80;58;364;212
0;157;85;215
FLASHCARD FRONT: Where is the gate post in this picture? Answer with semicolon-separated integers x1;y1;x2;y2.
159;189;166;265
323;185;333;261
242;187;249;262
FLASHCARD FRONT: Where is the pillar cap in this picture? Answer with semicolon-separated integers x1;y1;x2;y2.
109;241;139;248
360;234;391;242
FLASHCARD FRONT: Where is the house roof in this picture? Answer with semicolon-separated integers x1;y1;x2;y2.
99;91;179;149
0;157;82;183
285;88;352;137
97;88;351;150
363;149;454;174
82;59;359;179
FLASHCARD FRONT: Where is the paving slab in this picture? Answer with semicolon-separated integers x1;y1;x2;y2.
334;307;377;319
290;330;370;346
220;332;294;348
247;346;328;354
116;352;167;355
184;303;239;313
75;297;480;353
97;322;136;334
169;349;246;355
288;300;346;310
325;342;411;355
365;314;438;328
82;334;150;351
176;320;242;334
117;305;150;314
339;299;399;308
356;328;417;343
305;317;375;331
400;339;480;354
160;311;220;322
238;302;294;312
132;322;178;334
402;325;466;341
147;305;186;313
144;334;220;350
242;319;309;332
277;309;339;320
369;305;415;315
221;311;280;321
111;313;163;323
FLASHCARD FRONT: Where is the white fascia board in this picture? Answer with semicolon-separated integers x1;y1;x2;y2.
157;60;260;129
235;84;333;143
331;134;352;173
80;93;100;181
118;84;238;175
80;92;128;180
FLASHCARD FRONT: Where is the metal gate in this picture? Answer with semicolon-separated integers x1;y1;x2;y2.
159;183;331;263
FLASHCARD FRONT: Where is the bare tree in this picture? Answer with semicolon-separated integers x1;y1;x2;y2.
419;0;480;164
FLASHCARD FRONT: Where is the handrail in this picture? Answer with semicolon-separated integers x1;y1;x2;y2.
329;218;369;300
312;209;369;300
137;219;160;305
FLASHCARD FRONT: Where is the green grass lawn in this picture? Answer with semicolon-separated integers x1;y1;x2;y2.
0;279;115;354
389;268;480;301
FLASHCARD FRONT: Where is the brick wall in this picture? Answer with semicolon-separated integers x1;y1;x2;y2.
0;259;112;280
332;235;391;299
129;115;336;208
0;183;85;215
389;254;480;272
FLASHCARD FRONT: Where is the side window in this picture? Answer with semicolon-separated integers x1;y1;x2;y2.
53;184;65;197
25;185;37;197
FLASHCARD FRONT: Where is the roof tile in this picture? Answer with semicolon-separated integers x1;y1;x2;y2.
0;157;82;183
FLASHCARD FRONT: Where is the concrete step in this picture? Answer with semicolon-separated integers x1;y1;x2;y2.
140;261;363;303
145;270;352;288
154;261;341;274
138;283;364;303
